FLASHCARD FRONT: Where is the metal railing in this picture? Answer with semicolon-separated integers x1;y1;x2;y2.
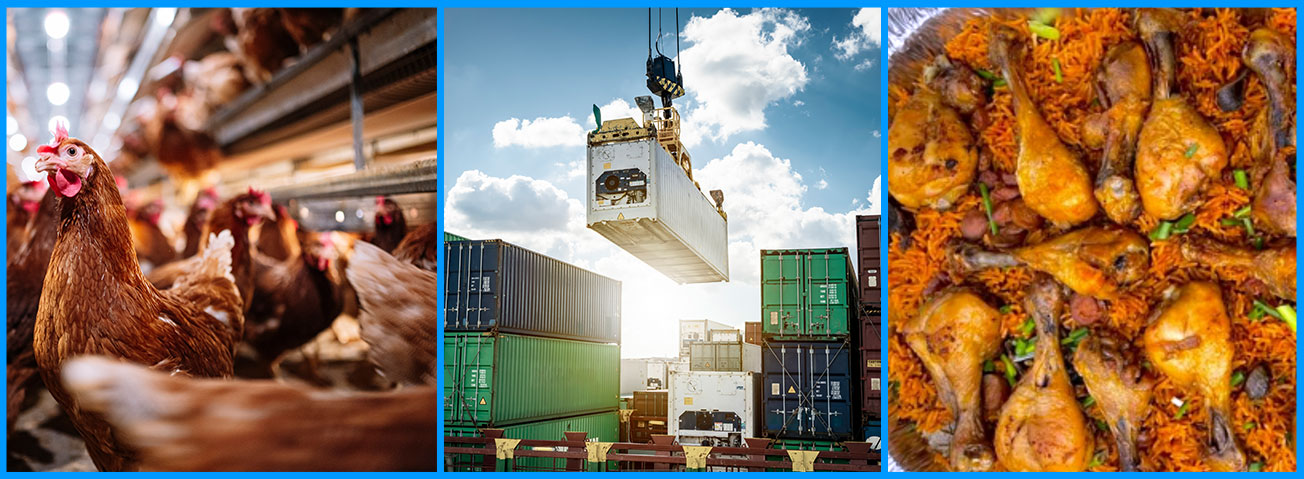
445;431;880;472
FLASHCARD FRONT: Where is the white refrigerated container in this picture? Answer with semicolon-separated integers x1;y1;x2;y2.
586;124;729;284
667;370;759;448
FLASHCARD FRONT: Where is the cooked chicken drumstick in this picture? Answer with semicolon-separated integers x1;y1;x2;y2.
1244;29;1297;237
1073;331;1154;472
1143;282;1246;472
995;275;1093;472
989;25;1097;227
887;90;979;211
949;226;1149;300
1134;8;1229;220
1093;41;1152;224
1180;236;1296;302
903;290;1003;471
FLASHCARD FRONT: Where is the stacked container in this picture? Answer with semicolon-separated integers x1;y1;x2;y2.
758;248;859;447
856;215;883;442
444;239;622;446
628;390;669;443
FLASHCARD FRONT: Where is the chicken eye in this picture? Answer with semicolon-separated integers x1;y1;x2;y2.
65;146;78;156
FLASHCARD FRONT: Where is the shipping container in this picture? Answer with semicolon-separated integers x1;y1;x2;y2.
667;370;760;448
761;340;856;441
708;328;741;342
620;357;677;394
679;319;732;358
859;306;882;353
688;341;761;372
446;231;471;242
856;215;882;304
760;249;858;340
586;134;729;284
744;322;762;345
631;390;669;418
447;410;619;471
628;414;669;444
445;332;620;427
444;239;622;343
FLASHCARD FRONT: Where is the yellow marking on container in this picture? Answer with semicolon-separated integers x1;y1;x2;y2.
788;386;797;394
684;397;693;406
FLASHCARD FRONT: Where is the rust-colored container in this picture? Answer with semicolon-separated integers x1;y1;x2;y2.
856;215;882;305
744;322;762;345
628;414;669;444
631;390;668;418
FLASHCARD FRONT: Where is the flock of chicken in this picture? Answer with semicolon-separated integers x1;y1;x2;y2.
115;8;359;180
889;9;1294;472
5;8;435;471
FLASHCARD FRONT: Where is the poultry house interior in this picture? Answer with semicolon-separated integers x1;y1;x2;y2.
6;8;436;471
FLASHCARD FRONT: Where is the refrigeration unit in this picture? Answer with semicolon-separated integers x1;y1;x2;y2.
667;370;760;448
586;105;729;284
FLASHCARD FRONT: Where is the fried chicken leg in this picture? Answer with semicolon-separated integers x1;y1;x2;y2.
1073;332;1154;471
989;25;1097;227
1180;236;1295;301
1143;282;1246;472
903;290;1002;472
950;226;1150;299
1244;29;1297;237
1135;8;1229;220
887;90;978;211
1093;41;1152;224
995;275;1093;471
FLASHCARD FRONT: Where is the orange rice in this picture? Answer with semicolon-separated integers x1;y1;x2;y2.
889;8;1297;472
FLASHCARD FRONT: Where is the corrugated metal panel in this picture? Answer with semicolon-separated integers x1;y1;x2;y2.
632;390;668;418
761;340;857;441
708;329;741;342
667;370;759;448
856;215;882;304
744;322;763;345
444;333;620;427
760;248;858;340
688;341;761;372
444;239;622;343
587;138;729;284
445;231;470;242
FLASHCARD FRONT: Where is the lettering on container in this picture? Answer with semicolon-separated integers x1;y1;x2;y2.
871;378;881;390
467;367;490;388
866;270;878;288
814;284;843;305
467;275;493;293
772;383;780;395
867;359;881;368
770;312;779;325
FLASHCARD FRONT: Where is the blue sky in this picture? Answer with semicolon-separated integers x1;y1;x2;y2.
444;8;881;357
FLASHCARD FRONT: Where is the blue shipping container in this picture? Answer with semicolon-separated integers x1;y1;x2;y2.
761;340;856;440
444;239;622;343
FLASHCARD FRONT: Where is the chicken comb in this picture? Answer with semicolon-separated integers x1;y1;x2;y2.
247;187;271;205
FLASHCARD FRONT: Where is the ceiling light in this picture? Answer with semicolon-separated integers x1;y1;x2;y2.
9;134;27;152
44;10;69;40
102;112;121;130
117;77;138;100
47;82;70;106
21;157;38;182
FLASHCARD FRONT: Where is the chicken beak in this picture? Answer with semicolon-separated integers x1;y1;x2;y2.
255;203;277;223
34;155;68;174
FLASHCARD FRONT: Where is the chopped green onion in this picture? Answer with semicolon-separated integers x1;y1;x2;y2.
1086;450;1106;469
1184;143;1199;158
1033;8;1062;25
979;183;998;236
1149;221;1173;241
1174;402;1190;419
1028;20;1061;40
1234;169;1250;190
1172;212;1197;233
1232;370;1246;388
1013;337;1037;360
1253;236;1266;250
1020;317;1035;336
1061;327;1090;347
1242;218;1256;237
1250;304;1267;321
1000;304;1013;314
1221;218;1243;227
1276;305;1296;332
1234;205;1253;218
1052;58;1063;83
1244;422;1257;431
983;359;995;373
1095;418;1108;432
993;78;1007;87
1081;396;1096;408
1250;462;1263;472
977;69;998;81
1002;355;1018;387
1252;300;1284;322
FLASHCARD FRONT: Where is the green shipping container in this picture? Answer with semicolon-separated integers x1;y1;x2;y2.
760;248;857;339
445;332;620;427
447;410;620;471
445;231;470;242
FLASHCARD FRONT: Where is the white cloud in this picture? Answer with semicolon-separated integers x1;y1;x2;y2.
677;9;810;147
871;129;881;138
867;175;882;215
793;100;805;107
833;8;881;62
854;58;876;71
587;98;647;128
492;116;585;148
444;141;874;357
816;179;828;190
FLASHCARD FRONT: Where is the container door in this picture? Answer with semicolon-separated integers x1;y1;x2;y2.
761;254;804;337
805;252;852;338
444;241;500;331
444;334;496;426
